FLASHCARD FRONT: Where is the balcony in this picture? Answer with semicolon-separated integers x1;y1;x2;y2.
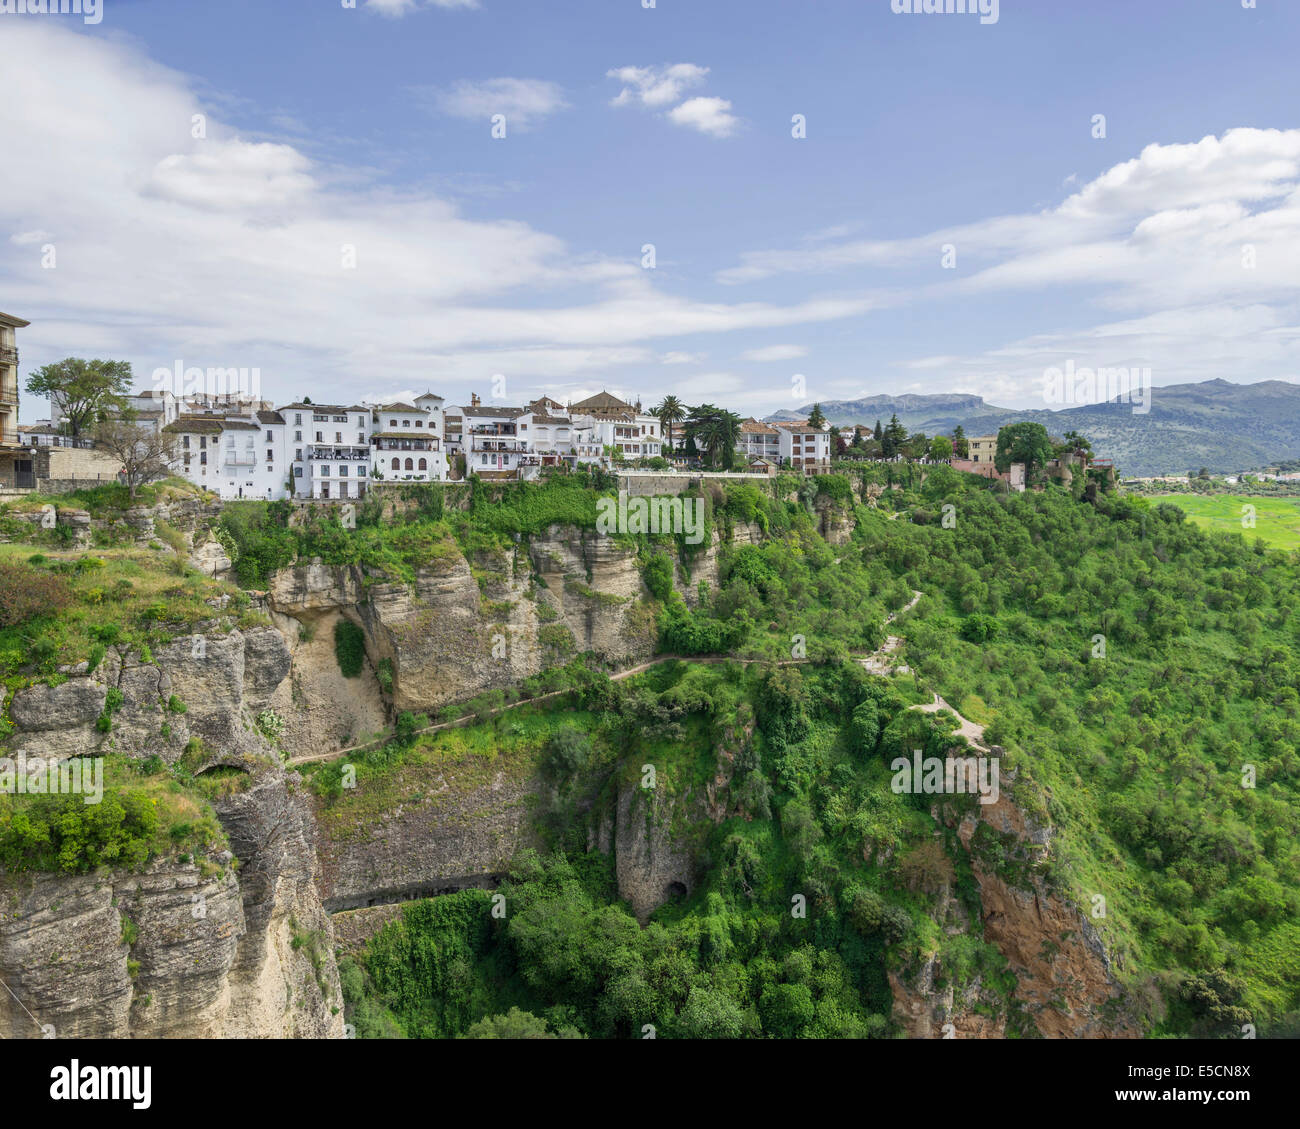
0;347;17;365
376;438;434;452
471;438;524;453
308;446;371;461
222;452;257;467
469;425;517;436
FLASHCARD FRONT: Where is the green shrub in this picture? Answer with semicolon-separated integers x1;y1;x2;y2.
334;619;366;678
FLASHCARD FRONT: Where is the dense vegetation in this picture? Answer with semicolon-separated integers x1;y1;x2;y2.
328;464;1300;1039
334;660;1001;1039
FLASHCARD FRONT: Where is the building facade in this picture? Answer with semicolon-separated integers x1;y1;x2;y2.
0;311;32;489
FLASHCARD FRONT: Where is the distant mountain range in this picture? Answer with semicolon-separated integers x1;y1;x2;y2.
765;380;1300;478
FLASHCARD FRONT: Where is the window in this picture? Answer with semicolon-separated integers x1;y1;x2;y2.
295;449;302;461
294;413;302;425
358;466;366;477
389;419;397;427
340;465;349;477
481;454;488;465
335;432;342;443
182;436;190;449
357;433;364;444
315;432;323;442
294;466;302;477
404;458;413;471
200;452;207;465
402;419;410;427
415;420;423;427
418;458;427;471
294;430;302;441
321;465;330;475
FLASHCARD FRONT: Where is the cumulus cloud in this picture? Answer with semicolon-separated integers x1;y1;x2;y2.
667;97;738;139
0;22;873;412
420;77;568;130
607;63;709;108
607;64;737;137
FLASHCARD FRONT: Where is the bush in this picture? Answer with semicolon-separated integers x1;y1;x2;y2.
0;561;73;628
334;619;366;678
641;552;675;602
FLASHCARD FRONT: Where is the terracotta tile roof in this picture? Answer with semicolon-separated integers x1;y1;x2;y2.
739;417;779;435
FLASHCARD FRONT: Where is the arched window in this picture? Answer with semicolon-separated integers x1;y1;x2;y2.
391;457;400;470
418;458;427;471
404;458;414;470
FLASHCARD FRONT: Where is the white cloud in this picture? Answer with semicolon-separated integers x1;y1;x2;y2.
10;229;52;246
0;22;874;414
668;97;738;139
422;78;568;130
607;64;737;137
660;351;704;364
367;0;479;16
742;344;807;362
607;64;709;109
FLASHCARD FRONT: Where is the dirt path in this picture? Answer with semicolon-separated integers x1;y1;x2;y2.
912;692;989;750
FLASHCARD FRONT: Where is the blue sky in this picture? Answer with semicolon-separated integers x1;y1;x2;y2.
3;0;1300;421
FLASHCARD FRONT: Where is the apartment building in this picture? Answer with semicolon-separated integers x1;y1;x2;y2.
372;393;446;483
737;417;780;462
283;403;371;499
967;435;998;465
774;420;831;470
462;403;527;479
0;311;32;489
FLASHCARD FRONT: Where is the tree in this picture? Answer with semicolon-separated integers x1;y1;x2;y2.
686;404;742;469
952;425;969;458
881;414;908;459
851;427;865;450
26;357;132;438
873;419;883;443
995;422;1053;478
829;425;846;457
653;395;686;455
462;1007;580;1039
92;417;179;500
808;403;826;429
930;435;953;461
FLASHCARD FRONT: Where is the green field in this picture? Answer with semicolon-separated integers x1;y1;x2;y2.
1152;494;1300;550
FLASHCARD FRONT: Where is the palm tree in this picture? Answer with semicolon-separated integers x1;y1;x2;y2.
653;395;686;455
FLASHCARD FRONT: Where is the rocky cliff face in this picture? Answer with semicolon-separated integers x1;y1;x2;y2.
0;624;342;1039
263;522;683;727
887;777;1139;1040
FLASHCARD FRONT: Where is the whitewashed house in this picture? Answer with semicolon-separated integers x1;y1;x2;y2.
372;398;446;483
284;402;371;499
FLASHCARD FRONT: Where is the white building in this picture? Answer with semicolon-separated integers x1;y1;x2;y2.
283;402;371;499
123;389;180;433
773;420;831;470
737;418;781;462
568;391;662;464
371;396;446;483
462;404;527;478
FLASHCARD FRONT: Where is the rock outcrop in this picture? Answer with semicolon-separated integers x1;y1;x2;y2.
0;624;342;1039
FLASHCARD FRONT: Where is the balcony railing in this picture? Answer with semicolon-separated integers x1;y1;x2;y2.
222;452;257;466
308;447;371;461
469;425;517;436
0;347;17;365
376;439;434;451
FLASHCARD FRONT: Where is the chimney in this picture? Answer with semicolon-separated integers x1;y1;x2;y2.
471;392;481;407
